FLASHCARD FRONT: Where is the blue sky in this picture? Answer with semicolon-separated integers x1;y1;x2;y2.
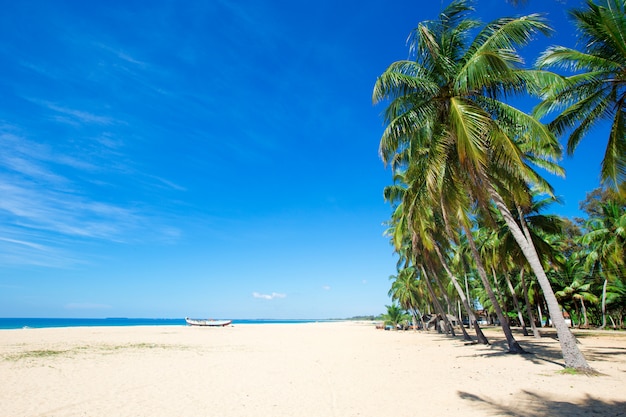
0;0;605;319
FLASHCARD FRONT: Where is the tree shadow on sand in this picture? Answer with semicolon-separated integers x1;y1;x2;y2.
454;337;567;368
458;390;626;417
455;329;626;369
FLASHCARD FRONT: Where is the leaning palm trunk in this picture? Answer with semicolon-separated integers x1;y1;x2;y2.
491;267;508;316
418;309;427;330
409;308;421;331
432;266;472;341
420;264;455;336
462;223;525;353
537;304;544;328
541;298;552;327
432;244;488;344
520;269;541;338
600;278;608;330
579;296;589;328
493;190;592;370
505;273;529;336
454;300;474;341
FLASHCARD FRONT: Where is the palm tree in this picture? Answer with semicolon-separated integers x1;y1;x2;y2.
519;268;541;337
496;195;568;335
433;238;489;343
479;227;531;335
581;200;626;327
535;0;626;188
388;267;424;330
382;303;410;330
554;257;599;327
385;169;476;338
373;0;593;370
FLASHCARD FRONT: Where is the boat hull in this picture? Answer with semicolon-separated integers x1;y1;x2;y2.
185;318;232;327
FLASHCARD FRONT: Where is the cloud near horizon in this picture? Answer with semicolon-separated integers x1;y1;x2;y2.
252;292;286;300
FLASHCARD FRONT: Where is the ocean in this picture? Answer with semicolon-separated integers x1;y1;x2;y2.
0;318;323;330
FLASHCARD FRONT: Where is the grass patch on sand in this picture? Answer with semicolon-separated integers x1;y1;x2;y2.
7;349;69;360
557;367;602;376
3;343;185;362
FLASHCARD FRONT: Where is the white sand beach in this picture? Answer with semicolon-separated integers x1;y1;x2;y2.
1;322;625;417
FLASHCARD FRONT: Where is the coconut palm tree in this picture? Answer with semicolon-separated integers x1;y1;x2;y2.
494;195;568;335
554;257;599;327
478;227;531;335
581;200;626;327
382;303;409;329
373;0;593;370
385;167;480;339
388;267;425;330
535;0;626;188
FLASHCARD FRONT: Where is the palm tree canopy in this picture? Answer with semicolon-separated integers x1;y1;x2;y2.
382;303;409;327
535;0;626;187
581;199;626;278
373;0;561;208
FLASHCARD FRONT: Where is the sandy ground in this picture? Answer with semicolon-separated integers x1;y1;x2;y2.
0;322;625;417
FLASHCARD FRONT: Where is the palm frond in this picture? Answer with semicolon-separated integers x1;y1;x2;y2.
602;106;626;186
468;14;552;64
448;97;490;169
537;46;622;72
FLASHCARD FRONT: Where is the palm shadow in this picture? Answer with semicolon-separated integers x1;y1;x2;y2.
458;390;626;417
454;336;566;368
457;329;626;369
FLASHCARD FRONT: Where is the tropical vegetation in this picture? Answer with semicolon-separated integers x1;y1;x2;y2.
374;0;625;373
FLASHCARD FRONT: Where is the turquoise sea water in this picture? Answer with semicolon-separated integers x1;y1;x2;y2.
0;318;322;330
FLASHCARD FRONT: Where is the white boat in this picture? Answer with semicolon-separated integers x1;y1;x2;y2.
185;317;232;327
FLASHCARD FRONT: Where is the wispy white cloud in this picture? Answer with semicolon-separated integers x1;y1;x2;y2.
0;181;138;240
0;236;47;250
92;42;150;68
2;155;69;187
0;130;101;178
252;292;286;300
147;175;187;192
0;124;183;267
0;227;82;268
322;285;331;291
44;102;115;126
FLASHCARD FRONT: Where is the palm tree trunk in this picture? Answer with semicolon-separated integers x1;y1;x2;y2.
542;298;551;327
600;278;607;329
580;298;589;328
432;244;488;343
465;275;471;307
506;272;529;336
491;192;591;370
410;309;419;331
462;223;525;353
432;270;466;339
419;309;427;330
520;269;540;338
455;302;473;341
491;267;508;319
419;264;455;337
